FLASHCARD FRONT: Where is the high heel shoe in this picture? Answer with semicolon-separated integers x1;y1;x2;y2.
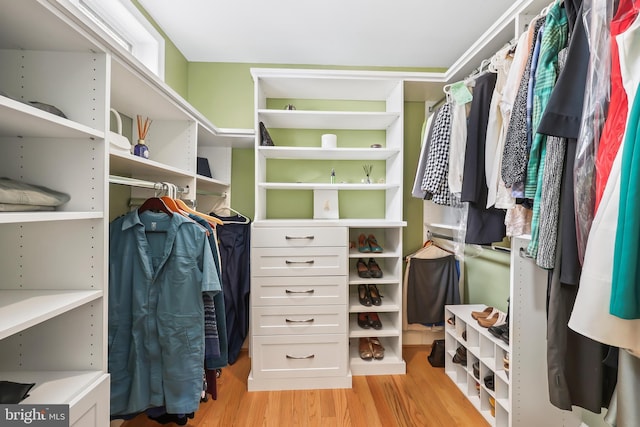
367;234;383;253
368;312;382;329
368;284;382;306
357;312;371;329
356;258;371;278
359;337;373;360
358;234;371;253
369;337;385;360
358;284;372;307
367;258;383;278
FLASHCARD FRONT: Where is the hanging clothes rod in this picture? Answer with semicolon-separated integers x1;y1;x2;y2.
108;175;188;194
196;189;227;198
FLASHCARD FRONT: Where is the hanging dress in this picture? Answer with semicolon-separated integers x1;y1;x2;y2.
569;6;640;357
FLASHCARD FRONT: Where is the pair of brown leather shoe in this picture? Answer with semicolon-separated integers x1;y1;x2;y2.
359;337;385;360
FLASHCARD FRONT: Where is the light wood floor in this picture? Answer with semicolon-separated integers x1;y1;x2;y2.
121;346;488;427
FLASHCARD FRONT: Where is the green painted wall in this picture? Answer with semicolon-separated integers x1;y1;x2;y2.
403;102;429;258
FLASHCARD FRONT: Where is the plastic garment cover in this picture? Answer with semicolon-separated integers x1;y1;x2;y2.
574;0;614;264
594;2;639;208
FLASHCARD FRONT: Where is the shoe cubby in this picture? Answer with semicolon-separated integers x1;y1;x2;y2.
348;335;404;375
346;226;404;376
445;304;511;427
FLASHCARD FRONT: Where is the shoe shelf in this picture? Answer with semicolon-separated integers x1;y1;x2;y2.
348;312;400;338
445;304;510;426
348;336;405;375
348;286;401;312
347;272;402;285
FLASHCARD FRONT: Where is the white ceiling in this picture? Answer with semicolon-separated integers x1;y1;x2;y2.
138;0;516;69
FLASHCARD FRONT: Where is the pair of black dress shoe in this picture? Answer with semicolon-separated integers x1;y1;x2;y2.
452;346;467;365
489;323;509;344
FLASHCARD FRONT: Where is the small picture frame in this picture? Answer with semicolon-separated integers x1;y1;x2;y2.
313;189;339;219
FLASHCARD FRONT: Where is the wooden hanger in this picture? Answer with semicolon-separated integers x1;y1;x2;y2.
138;197;173;216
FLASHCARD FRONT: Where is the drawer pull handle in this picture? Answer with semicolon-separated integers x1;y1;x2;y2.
285;235;315;240
286;354;315;360
285;289;315;294
285;318;315;323
285;260;315;265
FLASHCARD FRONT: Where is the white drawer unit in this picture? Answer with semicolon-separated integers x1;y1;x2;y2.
252;226;348;248
252;246;347;277
251;275;347;306
249;224;351;391
252;305;347;335
251;334;348;379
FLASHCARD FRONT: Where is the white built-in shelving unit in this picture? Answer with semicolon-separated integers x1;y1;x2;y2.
0;1;252;425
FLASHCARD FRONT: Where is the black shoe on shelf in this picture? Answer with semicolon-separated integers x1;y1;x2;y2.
358;284;372;306
488;323;508;339
500;329;510;344
368;284;382;306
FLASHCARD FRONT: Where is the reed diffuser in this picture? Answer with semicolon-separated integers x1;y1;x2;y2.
363;164;373;184
133;115;152;158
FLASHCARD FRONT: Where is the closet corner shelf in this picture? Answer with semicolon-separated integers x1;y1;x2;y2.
0;290;103;340
0;211;103;224
0;96;104;140
110;151;194;180
257;109;401;130
0;370;106;405
258;146;400;161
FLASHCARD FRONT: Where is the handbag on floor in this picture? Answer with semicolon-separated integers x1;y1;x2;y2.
428;339;446;367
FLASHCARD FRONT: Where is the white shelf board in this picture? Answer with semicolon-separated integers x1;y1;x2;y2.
196;175;230;192
259;182;394;191
347;272;401;285
0;290;103;340
348;300;400;314
258;146;400;160
425;222;464;231
348;315;400;338
0;370;105;405
258;110;400;130
252;69;403;100
110;59;192;122
252;219;407;228
198;127;254;148
0;211;103;224
348;344;405;376
110;151;194;180
0;96;104;139
348;248;401;258
0;0;102;53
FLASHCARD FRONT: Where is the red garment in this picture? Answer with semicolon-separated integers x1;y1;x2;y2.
594;1;638;212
